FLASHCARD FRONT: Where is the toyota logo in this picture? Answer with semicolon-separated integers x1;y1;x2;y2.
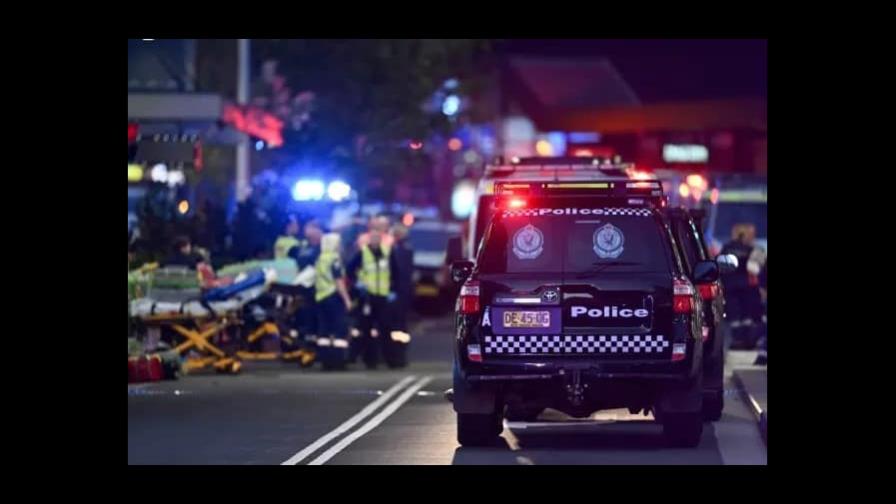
542;290;558;303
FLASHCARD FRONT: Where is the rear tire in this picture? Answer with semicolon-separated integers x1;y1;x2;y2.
702;390;724;422
663;412;703;447
457;412;503;447
504;406;543;422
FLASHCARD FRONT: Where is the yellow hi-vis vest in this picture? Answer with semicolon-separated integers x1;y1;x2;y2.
359;245;391;296
315;251;340;302
274;236;301;259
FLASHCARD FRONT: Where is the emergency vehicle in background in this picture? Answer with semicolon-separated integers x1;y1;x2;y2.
652;172;767;256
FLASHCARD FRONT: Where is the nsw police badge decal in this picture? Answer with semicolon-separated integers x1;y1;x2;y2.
593;223;624;258
512;224;544;260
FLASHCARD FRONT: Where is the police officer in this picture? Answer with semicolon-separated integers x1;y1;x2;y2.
347;225;399;369
274;216;302;259
356;215;395;250
720;224;763;349
754;259;767;366
165;235;204;268
289;219;324;349
314;233;353;370
387;223;414;368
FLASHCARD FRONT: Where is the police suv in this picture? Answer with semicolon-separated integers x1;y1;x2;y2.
450;176;723;447
668;208;737;421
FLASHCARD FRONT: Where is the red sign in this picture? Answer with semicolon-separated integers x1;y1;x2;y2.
222;104;284;148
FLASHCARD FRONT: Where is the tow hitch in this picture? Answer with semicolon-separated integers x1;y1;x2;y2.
564;369;586;407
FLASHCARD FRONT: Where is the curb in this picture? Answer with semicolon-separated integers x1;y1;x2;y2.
733;371;767;445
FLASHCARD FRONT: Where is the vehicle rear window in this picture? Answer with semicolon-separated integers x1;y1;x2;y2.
478;207;672;275
672;219;705;275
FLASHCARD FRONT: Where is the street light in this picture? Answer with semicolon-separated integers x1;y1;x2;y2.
451;180;476;219
442;95;460;116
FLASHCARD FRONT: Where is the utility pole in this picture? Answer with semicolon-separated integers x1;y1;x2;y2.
236;39;250;202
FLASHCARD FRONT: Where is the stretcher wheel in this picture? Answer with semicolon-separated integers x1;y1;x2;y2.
299;350;316;368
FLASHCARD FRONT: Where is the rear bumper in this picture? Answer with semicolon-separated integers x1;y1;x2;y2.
453;364;698;415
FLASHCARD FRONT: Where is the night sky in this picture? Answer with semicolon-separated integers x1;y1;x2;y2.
504;39;767;103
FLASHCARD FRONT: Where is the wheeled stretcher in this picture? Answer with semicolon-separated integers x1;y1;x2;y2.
236;283;316;366
131;267;274;374
218;259;317;366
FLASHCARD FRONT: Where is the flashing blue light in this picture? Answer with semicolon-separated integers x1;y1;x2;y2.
327;180;352;202
546;131;567;156
442;95;461;116
293;179;325;201
568;131;602;143
255;140;265;151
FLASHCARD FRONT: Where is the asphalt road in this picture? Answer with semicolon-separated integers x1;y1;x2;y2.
128;315;767;465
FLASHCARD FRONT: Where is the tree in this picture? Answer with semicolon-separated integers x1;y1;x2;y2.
252;39;496;193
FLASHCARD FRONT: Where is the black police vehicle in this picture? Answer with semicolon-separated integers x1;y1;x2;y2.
450;179;720;447
668;208;738;421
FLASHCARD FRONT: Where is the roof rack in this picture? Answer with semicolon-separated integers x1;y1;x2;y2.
486;156;633;177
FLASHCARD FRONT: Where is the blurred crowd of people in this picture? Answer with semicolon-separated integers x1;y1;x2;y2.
719;223;767;365
272;213;416;369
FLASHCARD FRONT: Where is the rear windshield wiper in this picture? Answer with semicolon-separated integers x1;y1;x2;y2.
575;261;640;278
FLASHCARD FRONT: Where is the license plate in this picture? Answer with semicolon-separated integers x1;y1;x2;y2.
503;311;551;328
415;284;439;297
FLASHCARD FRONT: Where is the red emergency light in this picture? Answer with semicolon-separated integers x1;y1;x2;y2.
128;123;139;143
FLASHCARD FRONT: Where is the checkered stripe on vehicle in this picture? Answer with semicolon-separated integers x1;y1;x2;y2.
482;334;669;355
501;209;542;217
599;207;652;217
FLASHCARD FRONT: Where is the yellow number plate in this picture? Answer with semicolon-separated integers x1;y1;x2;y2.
502;311;550;328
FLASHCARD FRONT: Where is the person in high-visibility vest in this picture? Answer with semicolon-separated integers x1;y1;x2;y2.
314;232;353;370
273;216;302;259
289;218;324;347
355;215;395;250
347;226;399;369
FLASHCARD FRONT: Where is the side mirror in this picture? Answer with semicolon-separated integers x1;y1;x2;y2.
451;260;474;283
716;254;738;274
693;260;720;284
445;236;463;266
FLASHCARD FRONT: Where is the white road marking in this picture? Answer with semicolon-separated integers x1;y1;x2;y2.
281;375;417;465
308;375;433;465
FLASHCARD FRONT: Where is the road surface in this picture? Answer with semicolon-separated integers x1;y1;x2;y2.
128;315;767;465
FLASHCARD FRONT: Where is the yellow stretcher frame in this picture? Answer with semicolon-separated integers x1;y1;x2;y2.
139;312;243;374
235;321;316;366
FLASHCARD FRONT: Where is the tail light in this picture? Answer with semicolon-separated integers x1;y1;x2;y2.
697;282;719;301
673;279;695;314
467;344;483;362
672;343;687;362
458;280;480;314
